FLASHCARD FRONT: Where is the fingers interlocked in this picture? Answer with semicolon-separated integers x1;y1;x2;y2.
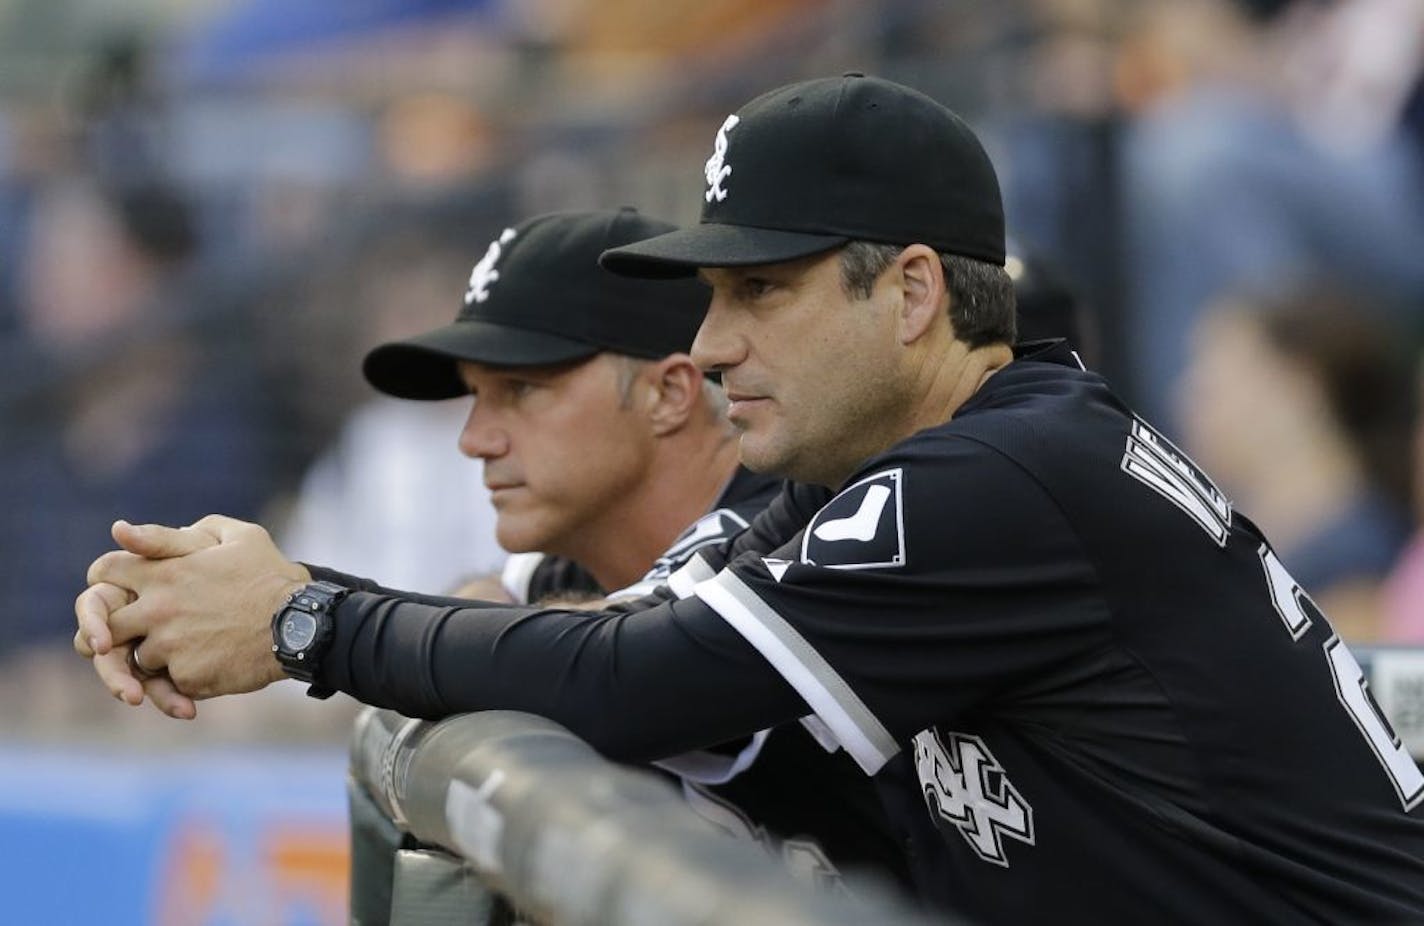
127;641;158;680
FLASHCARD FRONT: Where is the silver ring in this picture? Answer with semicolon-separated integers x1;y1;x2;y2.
128;643;157;680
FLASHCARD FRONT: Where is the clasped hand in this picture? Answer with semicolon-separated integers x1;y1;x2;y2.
73;516;311;719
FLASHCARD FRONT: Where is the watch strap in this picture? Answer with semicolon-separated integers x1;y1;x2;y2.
272;580;348;699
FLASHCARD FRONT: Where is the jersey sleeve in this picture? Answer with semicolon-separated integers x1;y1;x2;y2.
318;586;810;763
680;433;1109;774
306;563;509;610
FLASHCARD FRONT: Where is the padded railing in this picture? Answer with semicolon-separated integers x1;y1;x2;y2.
347;708;938;926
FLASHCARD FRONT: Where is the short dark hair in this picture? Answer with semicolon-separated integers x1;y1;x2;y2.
839;241;1016;347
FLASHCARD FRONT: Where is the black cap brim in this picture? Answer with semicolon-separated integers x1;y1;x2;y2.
600;223;848;279
363;319;600;400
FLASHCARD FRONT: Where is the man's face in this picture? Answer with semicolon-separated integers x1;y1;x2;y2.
457;354;655;555
693;250;910;487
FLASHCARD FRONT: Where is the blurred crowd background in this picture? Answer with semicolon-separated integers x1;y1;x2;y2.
2;0;1424;735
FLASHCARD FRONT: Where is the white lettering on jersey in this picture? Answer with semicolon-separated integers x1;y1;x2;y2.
612;509;750;600
660;508;750;568
704;114;740;203
1121;418;1231;545
1258;546;1424;810
645;508;749;584
913;729;1035;867
465;228;517;305
801;469;906;570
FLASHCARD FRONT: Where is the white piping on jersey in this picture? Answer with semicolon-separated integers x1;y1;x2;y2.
799;715;842;753
668;553;717;599
680;778;760;839
659;553;777;782
606;578;657;601
694;568;900;775
654;729;770;784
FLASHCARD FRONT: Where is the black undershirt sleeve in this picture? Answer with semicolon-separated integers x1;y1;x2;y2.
304;564;508;609
316;587;809;763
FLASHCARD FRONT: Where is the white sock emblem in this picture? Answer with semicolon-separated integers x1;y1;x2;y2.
465;228;517;305
704;115;740;203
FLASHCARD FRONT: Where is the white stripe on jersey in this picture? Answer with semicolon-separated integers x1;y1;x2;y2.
654;729;770;784
668;552;717;599
799;715;842;753
694;568;899;775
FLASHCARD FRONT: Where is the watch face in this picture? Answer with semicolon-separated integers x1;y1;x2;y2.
280;611;319;652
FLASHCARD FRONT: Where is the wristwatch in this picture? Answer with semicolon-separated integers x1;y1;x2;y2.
271;580;348;699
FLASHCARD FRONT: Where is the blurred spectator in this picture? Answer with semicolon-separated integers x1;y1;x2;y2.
1383;357;1424;643
76;30;171;190
996;0;1127;385
1120;0;1424;428
0;178;278;656
1174;284;1415;641
276;224;506;593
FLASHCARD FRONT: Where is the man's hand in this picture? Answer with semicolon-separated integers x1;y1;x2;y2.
75;581;200;718
75;521;221;717
83;515;312;703
75;520;215;657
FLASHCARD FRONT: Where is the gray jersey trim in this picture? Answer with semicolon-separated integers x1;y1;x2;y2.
667;552;718;599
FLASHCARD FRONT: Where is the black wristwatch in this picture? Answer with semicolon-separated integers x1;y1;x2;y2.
271;580;348;700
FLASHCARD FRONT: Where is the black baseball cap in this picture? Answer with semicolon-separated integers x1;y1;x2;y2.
600;73;1005;279
363;208;711;399
1009;248;1083;346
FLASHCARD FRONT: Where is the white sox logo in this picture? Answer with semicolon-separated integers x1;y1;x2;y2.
913;729;1035;867
465;227;517;304
801;469;906;570
704;114;740;203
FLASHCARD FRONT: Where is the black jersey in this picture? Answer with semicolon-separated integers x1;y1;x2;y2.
318;341;1424;923
489;468;912;892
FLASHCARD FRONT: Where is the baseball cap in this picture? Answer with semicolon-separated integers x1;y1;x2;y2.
363;208;711;399
600;73;1005;279
1008;247;1083;346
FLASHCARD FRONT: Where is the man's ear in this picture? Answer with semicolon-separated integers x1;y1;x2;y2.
897;244;948;346
645;354;703;436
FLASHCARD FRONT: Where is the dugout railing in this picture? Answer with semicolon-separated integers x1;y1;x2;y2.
346;647;1424;926
346;707;941;926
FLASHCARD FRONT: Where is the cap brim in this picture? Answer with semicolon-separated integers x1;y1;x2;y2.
599;223;847;279
363;319;600;400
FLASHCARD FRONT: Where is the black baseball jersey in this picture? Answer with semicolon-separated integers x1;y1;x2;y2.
473;468;912;892
316;340;1424;923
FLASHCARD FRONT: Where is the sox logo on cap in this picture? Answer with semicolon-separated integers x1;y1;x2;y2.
704;115;740;203
465;228;517;305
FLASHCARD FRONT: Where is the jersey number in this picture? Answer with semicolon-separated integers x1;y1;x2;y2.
1260;546;1424;810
